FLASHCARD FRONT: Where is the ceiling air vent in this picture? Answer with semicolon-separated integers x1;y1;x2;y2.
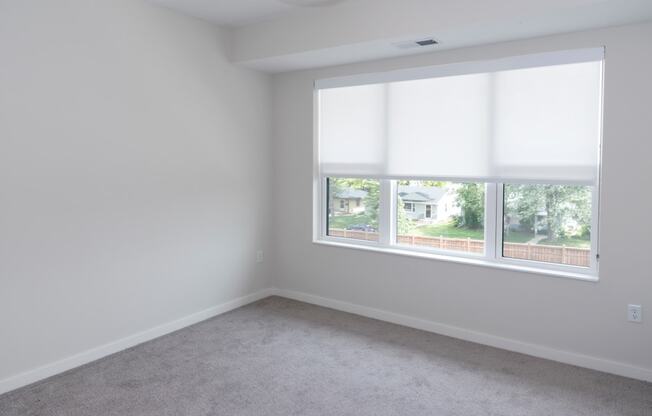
394;38;439;50
416;39;438;46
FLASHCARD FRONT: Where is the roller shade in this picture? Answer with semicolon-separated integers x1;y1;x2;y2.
317;48;604;185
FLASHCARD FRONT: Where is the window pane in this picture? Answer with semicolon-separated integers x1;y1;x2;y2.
327;178;379;242
503;184;592;267
396;181;485;254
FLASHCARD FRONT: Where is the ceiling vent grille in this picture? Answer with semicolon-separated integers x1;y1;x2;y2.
394;38;439;50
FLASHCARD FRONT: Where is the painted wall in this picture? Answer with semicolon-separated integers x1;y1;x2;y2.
233;0;652;71
0;0;271;383
271;23;652;377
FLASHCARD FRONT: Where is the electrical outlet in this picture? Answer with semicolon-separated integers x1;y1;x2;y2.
628;304;642;323
256;250;264;263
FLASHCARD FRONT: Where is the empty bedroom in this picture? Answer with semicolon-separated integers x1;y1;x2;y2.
1;0;651;415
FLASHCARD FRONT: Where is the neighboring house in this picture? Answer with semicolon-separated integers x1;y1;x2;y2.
398;185;459;223
332;188;367;215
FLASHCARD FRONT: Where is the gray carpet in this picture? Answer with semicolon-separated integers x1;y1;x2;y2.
1;297;650;416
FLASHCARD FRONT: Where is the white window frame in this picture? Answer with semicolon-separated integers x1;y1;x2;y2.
311;50;603;282
316;177;600;281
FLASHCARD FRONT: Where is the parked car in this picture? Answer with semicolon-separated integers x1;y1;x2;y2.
346;224;377;232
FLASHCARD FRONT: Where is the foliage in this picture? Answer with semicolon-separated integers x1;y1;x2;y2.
330;178;413;233
504;185;591;240
398;179;446;187
453;183;485;229
396;196;413;235
329;178;379;228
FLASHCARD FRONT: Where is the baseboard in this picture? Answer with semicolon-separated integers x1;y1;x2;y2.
270;288;652;382
4;287;649;395
0;288;275;396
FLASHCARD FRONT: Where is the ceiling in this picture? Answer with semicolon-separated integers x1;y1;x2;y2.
148;0;652;72
149;0;346;27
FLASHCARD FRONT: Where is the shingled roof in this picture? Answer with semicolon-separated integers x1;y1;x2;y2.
398;186;449;203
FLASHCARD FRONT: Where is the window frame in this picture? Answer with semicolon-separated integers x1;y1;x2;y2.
311;53;603;281
316;176;600;279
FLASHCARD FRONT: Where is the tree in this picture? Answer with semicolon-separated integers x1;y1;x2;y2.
330;178;413;233
329;178;380;227
504;185;591;240
396;196;413;235
454;183;484;229
398;179;446;187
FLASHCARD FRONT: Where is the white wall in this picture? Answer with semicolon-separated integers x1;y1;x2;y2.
233;0;652;72
271;22;652;378
0;0;271;385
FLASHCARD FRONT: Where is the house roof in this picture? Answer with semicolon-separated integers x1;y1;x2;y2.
398;185;449;203
333;185;450;203
334;188;367;199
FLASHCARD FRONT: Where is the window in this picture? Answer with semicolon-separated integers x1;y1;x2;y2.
316;48;603;278
327;178;379;242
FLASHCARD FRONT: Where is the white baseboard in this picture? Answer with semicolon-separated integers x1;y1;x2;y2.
0;288;275;396
3;287;649;396
270;288;652;382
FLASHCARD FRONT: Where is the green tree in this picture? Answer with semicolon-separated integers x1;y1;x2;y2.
398;179;446;187
454;183;485;229
504;185;591;240
396;195;413;235
330;178;414;233
329;178;380;228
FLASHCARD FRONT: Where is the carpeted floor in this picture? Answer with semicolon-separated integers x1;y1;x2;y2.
1;296;651;416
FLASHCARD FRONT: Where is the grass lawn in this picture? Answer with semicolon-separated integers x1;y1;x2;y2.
328;213;373;229
538;236;590;248
410;222;484;240
503;230;535;244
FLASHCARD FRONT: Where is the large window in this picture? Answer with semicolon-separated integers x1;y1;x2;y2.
315;48;603;278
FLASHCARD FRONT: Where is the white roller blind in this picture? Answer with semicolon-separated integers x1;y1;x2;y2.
317;48;603;184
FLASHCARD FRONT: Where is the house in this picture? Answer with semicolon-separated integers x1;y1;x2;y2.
398;185;460;223
332;188;367;215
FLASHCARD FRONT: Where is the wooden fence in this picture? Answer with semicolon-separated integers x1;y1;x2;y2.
328;229;590;267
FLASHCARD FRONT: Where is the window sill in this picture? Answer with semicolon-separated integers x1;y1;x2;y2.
313;239;599;283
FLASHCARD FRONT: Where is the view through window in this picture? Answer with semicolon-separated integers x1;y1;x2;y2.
317;49;603;276
396;181;485;255
503;184;592;267
327;178;380;242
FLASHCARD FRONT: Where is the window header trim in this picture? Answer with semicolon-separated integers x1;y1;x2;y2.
314;47;605;90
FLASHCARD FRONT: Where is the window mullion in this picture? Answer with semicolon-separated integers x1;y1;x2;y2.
378;179;393;247
484;183;498;259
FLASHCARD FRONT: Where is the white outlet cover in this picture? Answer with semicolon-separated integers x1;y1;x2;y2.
256;250;264;263
628;304;642;323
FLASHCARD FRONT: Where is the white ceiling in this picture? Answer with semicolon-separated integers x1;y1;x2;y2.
149;0;346;27
148;0;652;72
